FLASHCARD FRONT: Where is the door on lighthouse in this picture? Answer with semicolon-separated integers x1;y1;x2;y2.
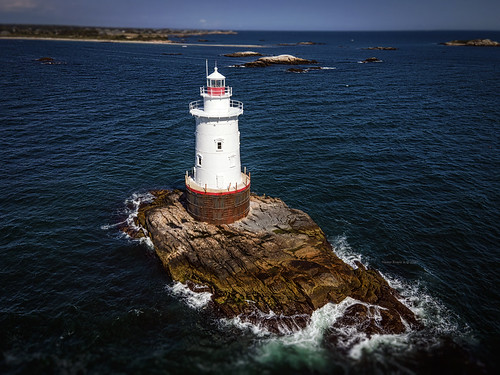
216;175;224;189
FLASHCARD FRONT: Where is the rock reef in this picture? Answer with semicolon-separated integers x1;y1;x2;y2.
360;57;383;63
287;67;323;73
235;54;318;67
128;190;420;335
363;46;398;50
224;51;263;57
441;39;499;47
278;41;325;46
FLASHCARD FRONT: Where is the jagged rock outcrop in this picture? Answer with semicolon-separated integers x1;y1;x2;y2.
235;54;318;67
128;190;420;335
441;39;500;47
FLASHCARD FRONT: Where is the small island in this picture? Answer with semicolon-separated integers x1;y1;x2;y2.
126;190;421;335
441;38;499;47
224;51;263;57
234;54;318;67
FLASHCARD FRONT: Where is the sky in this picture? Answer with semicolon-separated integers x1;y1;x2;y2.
0;0;499;31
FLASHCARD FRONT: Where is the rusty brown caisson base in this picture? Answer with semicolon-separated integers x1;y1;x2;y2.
185;181;250;225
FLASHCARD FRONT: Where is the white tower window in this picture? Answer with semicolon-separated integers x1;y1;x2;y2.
229;155;236;168
215;138;224;152
197;154;202;166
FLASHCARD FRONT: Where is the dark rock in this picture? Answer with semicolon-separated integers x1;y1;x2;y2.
35;56;65;65
287;66;323;73
363;46;398;50
278;41;325;46
126;189;421;335
441;39;499;47
360;57;383;63
36;57;54;62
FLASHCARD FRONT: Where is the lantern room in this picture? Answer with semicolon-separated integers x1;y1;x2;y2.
206;67;226;96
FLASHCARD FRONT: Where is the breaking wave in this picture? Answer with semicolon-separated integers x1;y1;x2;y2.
330;234;365;268
220;310;311;337
101;191;155;247
328;235;467;357
166;281;213;310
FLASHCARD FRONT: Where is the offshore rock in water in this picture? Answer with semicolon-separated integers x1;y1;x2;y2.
360;57;383;63
441;38;500;47
363;46;398;50
235;54;318;67
129;190;420;335
223;51;263;57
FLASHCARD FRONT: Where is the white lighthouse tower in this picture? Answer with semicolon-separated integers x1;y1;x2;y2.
185;65;250;224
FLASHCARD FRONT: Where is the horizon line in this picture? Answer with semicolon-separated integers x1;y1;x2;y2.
1;23;500;33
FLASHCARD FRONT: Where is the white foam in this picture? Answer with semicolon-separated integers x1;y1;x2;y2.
348;331;410;360
250;298;376;370
220;309;312;337
320;66;336;70
102;191;155;247
167;281;212;310
221;314;273;337
124;192;154;229
100;222;121;230
282;298;359;347
381;272;463;339
331;234;366;268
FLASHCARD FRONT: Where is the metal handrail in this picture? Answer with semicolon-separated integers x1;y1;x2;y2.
185;171;251;193
200;86;233;96
189;100;243;112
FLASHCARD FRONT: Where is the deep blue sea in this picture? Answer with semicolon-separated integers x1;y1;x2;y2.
1;31;499;374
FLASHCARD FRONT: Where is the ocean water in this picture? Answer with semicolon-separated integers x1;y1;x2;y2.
1;31;499;374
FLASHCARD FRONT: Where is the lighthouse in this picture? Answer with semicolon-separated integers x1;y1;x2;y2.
185;66;251;224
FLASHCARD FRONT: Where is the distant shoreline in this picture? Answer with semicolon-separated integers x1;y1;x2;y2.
0;36;266;48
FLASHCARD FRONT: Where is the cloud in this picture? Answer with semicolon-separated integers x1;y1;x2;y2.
199;19;207;24
0;0;39;12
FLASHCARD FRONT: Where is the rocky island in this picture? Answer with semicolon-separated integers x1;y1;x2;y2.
224;51;263;57
234;54;318;67
441;38;499;47
360;57;383;63
126;189;420;335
